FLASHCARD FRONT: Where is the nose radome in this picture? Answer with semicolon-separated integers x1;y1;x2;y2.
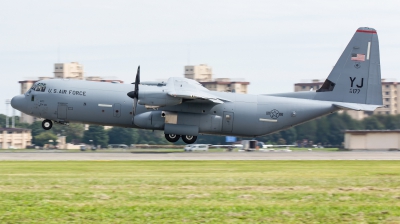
11;95;26;112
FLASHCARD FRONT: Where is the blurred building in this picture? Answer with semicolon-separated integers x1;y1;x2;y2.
184;64;212;82
19;62;124;124
54;62;84;80
294;79;398;120
344;130;400;151
184;64;250;94
0;128;32;149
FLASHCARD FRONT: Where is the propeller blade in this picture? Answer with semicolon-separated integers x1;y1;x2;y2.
131;97;137;124
133;98;138;116
136;66;140;83
135;66;140;98
134;66;140;115
129;66;141;124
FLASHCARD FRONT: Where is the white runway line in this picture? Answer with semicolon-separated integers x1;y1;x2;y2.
0;152;399;161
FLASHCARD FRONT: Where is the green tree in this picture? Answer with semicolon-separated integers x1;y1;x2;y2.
29;121;46;145
133;129;170;145
52;123;85;143
0;114;5;127
315;117;330;144
0;114;30;128
34;132;58;147
83;125;109;148
363;116;385;130
196;135;227;145
280;128;297;145
295;119;317;141
108;127;136;145
326;113;347;146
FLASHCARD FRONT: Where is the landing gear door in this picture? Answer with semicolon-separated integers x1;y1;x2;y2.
222;112;234;132
113;103;121;118
57;103;67;120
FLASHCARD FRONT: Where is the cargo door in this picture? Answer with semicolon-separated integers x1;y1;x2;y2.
57;103;67;120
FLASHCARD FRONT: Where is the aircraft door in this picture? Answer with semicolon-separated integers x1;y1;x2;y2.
113;103;121;118
57;103;67;120
222;112;234;132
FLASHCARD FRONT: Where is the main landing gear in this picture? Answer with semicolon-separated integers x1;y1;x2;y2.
42;119;53;130
165;134;180;142
182;135;197;144
164;134;198;144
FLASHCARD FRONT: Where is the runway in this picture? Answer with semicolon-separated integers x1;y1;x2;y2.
0;151;399;161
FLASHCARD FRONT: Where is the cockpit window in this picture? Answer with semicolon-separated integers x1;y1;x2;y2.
30;82;46;92
36;83;46;92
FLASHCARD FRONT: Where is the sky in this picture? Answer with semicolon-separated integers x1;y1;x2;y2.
1;0;400;115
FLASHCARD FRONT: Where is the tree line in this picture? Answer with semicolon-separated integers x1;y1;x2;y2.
1;112;400;147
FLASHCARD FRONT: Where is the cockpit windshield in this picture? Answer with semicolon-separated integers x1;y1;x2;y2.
26;82;47;95
32;83;46;92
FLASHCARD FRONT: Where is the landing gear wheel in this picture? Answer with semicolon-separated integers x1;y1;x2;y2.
165;134;180;143
182;135;197;144
42;119;53;130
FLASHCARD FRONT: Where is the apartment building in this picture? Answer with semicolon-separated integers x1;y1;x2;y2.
0;128;32;149
184;64;250;94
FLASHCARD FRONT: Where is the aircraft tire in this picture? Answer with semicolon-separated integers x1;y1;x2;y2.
182;135;197;144
42;119;53;130
165;134;180;143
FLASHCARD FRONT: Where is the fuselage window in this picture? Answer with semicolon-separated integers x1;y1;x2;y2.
31;95;35;101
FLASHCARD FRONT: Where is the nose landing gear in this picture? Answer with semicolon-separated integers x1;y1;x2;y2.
42;119;53;130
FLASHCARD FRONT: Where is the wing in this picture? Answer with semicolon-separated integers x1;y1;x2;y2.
166;77;230;104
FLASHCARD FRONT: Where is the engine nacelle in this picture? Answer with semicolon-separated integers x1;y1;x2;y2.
138;87;181;107
134;111;165;129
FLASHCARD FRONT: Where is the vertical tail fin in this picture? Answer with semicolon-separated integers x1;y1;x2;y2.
316;27;382;106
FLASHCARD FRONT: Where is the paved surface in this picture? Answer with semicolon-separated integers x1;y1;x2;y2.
0;151;399;161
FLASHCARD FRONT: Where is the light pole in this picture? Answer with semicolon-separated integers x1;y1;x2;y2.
5;99;10;128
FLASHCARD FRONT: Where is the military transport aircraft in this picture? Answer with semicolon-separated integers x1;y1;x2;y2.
11;27;382;144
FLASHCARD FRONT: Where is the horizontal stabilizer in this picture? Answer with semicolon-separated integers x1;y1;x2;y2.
333;102;383;111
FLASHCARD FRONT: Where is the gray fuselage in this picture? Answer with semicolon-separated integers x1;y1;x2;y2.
13;79;339;137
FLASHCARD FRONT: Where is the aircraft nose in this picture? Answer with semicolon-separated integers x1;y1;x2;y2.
11;95;26;112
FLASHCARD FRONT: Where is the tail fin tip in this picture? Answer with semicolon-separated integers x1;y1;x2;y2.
356;27;377;34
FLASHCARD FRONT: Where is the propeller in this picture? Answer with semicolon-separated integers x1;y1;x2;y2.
127;66;140;122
